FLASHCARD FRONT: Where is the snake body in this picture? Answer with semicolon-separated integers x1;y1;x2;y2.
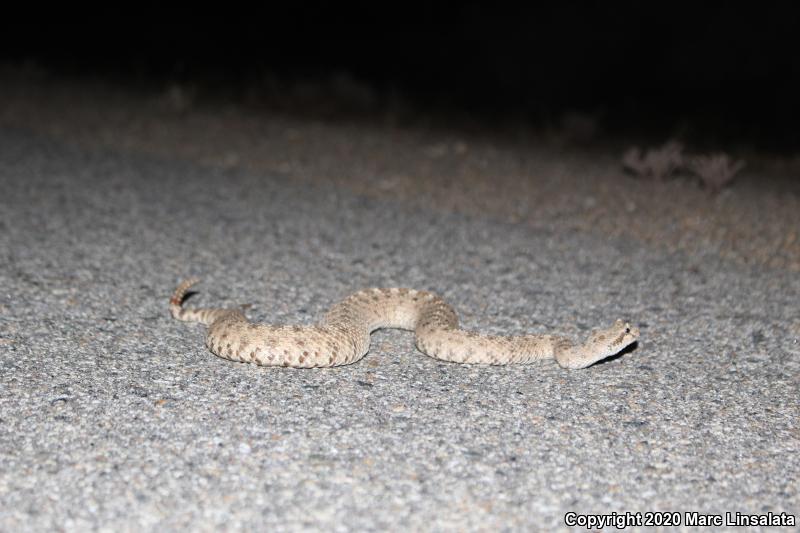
170;279;639;369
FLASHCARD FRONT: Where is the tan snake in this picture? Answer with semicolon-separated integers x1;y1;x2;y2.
170;279;639;369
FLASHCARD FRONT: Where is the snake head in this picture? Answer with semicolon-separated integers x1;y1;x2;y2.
586;319;640;359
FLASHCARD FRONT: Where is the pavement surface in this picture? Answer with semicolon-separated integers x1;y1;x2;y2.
0;84;798;531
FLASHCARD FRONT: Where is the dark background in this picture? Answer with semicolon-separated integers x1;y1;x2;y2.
2;3;799;150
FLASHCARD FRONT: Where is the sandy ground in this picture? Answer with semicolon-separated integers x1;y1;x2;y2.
0;74;798;531
1;74;799;274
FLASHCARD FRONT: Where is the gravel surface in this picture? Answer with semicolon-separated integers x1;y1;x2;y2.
0;84;798;531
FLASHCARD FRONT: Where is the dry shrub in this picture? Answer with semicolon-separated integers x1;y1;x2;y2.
622;140;684;180
688;153;745;193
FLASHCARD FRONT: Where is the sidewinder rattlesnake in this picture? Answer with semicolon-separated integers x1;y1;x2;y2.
170;279;639;369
